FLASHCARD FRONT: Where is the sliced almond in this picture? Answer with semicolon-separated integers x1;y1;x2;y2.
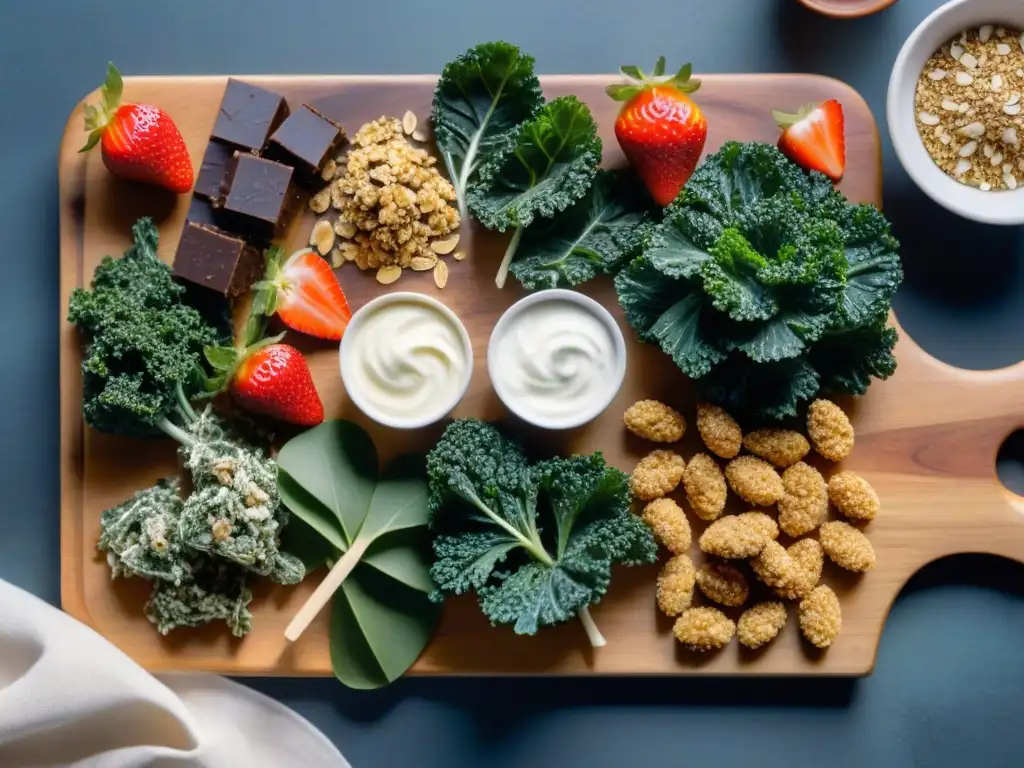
956;71;974;86
1004;127;1019;145
376;265;402;284
955;158;972;177
928;69;947;80
433;260;449;289
334;219;357;239
992;151;1004;166
960;52;978;69
430;234;460;255
959;121;985;138
1008;92;1021;106
950;43;965;60
310;187;331;214
984;142;996;157
410;254;438;271
412;128;429;142
402;110;418;135
992;74;1004;91
320;159;338;182
997;26;1006;37
981;181;993;191
918;111;940;125
1004;162;1014;173
452;250;466;261
1004;102;1022;115
980;24;994;42
941;99;960;112
1005;172;1018;190
958;140;978;157
329;247;345;268
940;134;952;145
310;219;336;255
997;43;1012;56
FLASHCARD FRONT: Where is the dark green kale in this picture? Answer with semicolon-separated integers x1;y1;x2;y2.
427;420;656;646
615;142;903;421
67;217;219;439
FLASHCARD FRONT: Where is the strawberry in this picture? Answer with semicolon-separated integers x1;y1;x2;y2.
231;343;324;427
773;100;846;182
253;247;352;341
205;318;324;427
80;63;193;194
607;57;708;207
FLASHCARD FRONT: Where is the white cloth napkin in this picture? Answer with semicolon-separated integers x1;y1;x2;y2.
0;579;351;768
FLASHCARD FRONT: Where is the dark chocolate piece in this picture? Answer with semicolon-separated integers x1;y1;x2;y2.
185;196;223;228
210;79;289;153
266;105;344;186
220;152;298;243
194;140;235;202
172;221;262;297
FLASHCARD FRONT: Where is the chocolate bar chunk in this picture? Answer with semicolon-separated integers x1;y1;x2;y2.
266;105;344;186
220;152;298;243
210;79;289;153
173;221;262;297
194;140;235;202
185;195;223;229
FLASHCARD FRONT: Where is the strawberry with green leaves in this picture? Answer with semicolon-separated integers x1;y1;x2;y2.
773;100;846;182
253;247;352;342
206;317;324;427
80;63;193;194
607;57;708;207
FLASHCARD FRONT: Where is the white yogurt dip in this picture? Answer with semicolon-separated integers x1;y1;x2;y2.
488;290;626;429
340;293;472;428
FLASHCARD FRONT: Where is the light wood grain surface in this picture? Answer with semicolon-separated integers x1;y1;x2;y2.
60;74;1024;677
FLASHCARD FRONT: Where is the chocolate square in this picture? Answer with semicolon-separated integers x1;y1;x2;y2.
220;152;298;243
194;140;235;202
185;196;224;229
266;105;345;186
210;79;289;154
173;221;262;297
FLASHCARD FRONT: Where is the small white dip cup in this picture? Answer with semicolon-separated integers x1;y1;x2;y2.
487;289;627;430
340;292;473;429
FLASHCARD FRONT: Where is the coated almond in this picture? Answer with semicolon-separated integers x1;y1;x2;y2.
376;265;402;285
453;250;466;261
334;219;356;239
310;219;336;256
431;234;460;255
410;254;438;271
402;110;418;135
433;260;449;289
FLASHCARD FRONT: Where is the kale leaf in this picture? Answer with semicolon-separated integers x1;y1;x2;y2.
508;169;654;289
427;420;656;646
468;96;603;287
67;217;219;438
615;142;903;421
432;41;544;224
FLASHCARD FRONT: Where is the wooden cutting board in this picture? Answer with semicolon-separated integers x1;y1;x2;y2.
59;74;1024;677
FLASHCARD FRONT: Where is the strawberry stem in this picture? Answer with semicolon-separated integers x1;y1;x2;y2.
79;62;125;153
607;57;701;102
773;104;818;129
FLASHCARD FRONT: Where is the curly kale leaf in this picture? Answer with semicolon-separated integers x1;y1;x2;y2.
145;560;253;638
508;169;653;289
68;218;218;438
427;420;656;645
468;96;602;288
616;142;903;421
432;41;544;222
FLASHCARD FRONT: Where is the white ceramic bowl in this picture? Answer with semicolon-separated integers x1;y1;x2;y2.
487;289;627;431
339;291;473;429
888;0;1024;224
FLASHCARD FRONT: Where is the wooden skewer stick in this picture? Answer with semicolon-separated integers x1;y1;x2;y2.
284;538;369;642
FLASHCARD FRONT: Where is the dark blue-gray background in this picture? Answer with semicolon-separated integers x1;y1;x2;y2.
2;0;1023;765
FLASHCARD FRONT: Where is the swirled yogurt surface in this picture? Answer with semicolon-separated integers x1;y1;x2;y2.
341;294;471;427
489;291;626;429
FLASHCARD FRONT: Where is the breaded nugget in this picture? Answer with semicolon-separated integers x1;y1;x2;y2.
624;399;686;443
787;538;824;589
807;399;854;461
737;511;779;541
737;602;787;649
696;562;749;607
630;450;686;500
820;521;876;572
642;498;691;554
656;554;696;617
742;429;810;468
725;456;784;506
750;540;802;595
799;585;842;648
696;402;742;459
683;452;727;521
700;516;767;559
672;606;736;651
778;462;828;537
828;471;880;522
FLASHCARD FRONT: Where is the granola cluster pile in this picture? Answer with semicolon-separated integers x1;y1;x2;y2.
309;115;461;286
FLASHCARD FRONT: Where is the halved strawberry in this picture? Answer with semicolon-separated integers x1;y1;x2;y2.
253;247;352;341
773;100;846;182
